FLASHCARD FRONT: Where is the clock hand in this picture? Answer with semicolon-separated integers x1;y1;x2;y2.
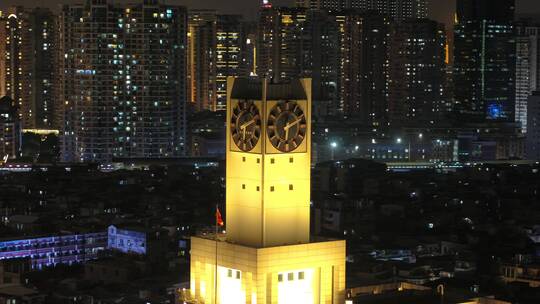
283;117;303;131
240;119;255;141
240;119;255;131
283;118;299;141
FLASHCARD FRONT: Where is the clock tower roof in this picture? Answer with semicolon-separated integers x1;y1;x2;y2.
231;77;307;101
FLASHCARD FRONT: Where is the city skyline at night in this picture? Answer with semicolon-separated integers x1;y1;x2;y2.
1;0;540;304
2;0;540;27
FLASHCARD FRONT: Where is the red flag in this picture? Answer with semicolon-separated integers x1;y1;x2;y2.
216;207;224;227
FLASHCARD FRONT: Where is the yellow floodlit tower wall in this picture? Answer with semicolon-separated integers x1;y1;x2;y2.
189;77;346;304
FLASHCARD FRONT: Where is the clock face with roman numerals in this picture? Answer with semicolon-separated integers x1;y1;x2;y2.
230;100;261;152
266;100;307;153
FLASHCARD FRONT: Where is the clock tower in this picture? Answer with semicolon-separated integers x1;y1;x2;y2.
188;77;346;304
226;77;311;248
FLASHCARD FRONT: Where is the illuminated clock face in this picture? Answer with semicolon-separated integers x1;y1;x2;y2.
231;100;261;152
267;100;307;153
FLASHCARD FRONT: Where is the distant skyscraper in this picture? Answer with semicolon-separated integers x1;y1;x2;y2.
296;0;347;10
515;22;540;133
0;7;57;129
58;0;187;162
215;15;243;111
188;10;217;112
296;0;428;21
454;0;516;121
526;92;540;160
387;19;447;126
240;22;257;77
256;6;277;79
257;6;309;80
187;11;245;112
257;7;340;118
305;10;341;117
335;11;390;125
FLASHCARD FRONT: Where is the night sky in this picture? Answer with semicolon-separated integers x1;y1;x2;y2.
1;0;539;29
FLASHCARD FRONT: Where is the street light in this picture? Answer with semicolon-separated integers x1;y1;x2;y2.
396;137;411;162
330;142;338;160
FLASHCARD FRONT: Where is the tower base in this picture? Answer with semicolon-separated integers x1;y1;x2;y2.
189;236;346;304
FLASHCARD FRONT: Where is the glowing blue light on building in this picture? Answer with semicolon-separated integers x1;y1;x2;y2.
487;103;503;119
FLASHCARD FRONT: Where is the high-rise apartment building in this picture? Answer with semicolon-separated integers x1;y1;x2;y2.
296;0;428;21
187;11;245;112
58;0;187;162
0;8;31;127
0;7;57;129
305;10;341;117
296;0;347;10
187;10;217;112
240;22;257;77
215;15;243;111
257;6;309;80
290;2;426;122
454;0;516;121
335;11;390;125
257;7;343;118
515;22;540;133
387;19;447;126
257;6;394;122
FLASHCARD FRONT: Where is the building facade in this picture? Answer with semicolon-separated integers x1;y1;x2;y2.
107;225;168;262
296;0;428;21
387;19;447;126
453;0;516;121
257;6;347;119
188;10;217;112
257;7;309;81
515;22;540;133
187;11;245;112
0;232;107;270
215;15;244;112
336;11;390;125
0;7;57;129
58;0;188;162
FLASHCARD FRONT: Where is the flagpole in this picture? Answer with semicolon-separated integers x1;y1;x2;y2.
215;204;218;304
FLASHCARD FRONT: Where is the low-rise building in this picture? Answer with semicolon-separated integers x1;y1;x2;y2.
501;263;540;287
107;225;168;263
0;232;107;269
